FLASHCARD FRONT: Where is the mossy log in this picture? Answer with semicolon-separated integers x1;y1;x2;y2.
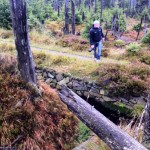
59;87;147;150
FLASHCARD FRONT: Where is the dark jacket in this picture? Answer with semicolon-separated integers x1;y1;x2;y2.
90;26;104;45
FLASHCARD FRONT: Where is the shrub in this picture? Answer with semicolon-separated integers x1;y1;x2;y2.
58;35;89;51
141;31;150;44
29;29;52;45
96;63;149;98
0;57;78;150
139;50;150;65
126;42;141;56
0;0;12;29
114;39;125;47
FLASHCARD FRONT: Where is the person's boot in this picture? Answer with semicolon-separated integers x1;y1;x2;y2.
88;47;94;52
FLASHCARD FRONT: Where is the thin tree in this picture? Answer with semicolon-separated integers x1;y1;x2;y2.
64;0;69;34
71;0;76;35
9;0;37;87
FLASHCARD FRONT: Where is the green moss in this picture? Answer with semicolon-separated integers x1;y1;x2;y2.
76;122;91;143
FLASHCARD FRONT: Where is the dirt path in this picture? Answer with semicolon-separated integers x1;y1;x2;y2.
0;39;128;65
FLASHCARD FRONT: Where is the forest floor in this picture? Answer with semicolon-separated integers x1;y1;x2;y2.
0;18;150;149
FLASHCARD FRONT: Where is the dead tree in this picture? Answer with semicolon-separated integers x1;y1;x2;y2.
64;0;69;34
136;16;143;41
71;0;76;35
10;0;37;86
142;87;150;149
59;87;148;150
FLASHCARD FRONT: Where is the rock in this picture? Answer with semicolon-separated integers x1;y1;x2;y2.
73;86;87;91
72;80;81;87
56;84;62;90
89;92;100;98
37;75;43;80
36;69;43;73
100;89;105;95
102;96;114;102
43;72;47;78
76;91;82;96
58;77;70;86
47;73;54;79
83;92;89;97
50;83;56;88
56;73;63;82
45;78;53;84
100;89;109;95
51;79;57;84
67;82;73;88
90;87;100;94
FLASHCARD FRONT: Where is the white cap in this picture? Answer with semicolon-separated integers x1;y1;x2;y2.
93;20;100;24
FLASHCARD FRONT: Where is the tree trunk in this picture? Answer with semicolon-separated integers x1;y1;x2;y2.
59;87;148;150
64;0;69;34
58;5;60;17
71;0;76;35
82;11;85;21
136;16;143;41
142;87;150;149
94;0;97;13
100;0;103;23
53;0;58;11
9;0;37;86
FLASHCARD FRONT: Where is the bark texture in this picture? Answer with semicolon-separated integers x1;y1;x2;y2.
10;0;37;86
71;0;76;35
64;0;69;34
59;87;148;150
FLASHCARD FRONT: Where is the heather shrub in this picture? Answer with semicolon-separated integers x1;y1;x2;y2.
0;56;78;150
30;29;52;45
126;42;141;56
139;50;150;65
96;63;149;97
58;35;89;51
114;39;125;47
141;31;150;44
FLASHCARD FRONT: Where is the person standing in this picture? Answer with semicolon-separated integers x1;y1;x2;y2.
89;20;105;62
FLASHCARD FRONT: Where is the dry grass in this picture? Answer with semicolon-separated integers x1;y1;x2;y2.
0;42;15;53
0;28;13;39
0;55;79;150
29;29;53;45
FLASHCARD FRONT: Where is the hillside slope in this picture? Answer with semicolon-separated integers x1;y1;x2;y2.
0;55;78;150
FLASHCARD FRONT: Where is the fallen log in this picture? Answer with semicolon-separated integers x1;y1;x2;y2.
59;87;147;150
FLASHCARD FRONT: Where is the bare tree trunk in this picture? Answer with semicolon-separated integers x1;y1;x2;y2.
94;0;97;13
58;5;60;17
53;0;58;11
64;0;69;34
100;0;103;23
142;87;150;149
71;0;76;35
59;87;148;150
9;0;37;86
136;16;143;41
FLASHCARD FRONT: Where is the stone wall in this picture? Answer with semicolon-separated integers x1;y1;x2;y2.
36;67;147;109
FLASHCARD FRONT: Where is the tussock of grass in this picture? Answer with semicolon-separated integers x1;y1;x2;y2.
30;29;53;45
0;29;13;39
0;56;78;150
0;42;15;52
95;63;150;97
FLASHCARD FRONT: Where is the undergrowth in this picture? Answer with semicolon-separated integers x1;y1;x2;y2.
0;55;78;150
